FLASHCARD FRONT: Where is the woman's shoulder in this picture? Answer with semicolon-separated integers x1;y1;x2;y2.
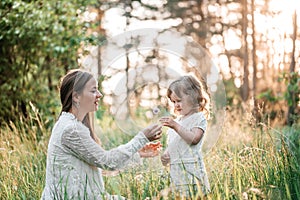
58;112;89;132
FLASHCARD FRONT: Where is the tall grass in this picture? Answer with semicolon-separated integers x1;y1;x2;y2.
0;106;48;199
0;107;299;199
205;123;300;200
100;110;300;200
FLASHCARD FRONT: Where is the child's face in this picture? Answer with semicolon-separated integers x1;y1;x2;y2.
169;91;196;117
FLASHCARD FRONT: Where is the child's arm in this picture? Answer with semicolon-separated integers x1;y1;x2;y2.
160;117;204;145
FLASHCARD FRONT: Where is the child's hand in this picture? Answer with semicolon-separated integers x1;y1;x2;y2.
138;141;162;158
160;151;170;166
159;116;177;129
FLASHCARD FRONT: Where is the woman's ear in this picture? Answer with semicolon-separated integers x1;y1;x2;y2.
72;92;81;108
72;92;80;104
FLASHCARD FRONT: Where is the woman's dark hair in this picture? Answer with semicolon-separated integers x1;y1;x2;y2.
59;69;100;144
167;75;211;118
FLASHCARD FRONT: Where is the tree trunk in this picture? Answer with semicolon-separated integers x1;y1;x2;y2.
251;0;258;121
240;0;249;101
96;5;106;77
287;10;297;126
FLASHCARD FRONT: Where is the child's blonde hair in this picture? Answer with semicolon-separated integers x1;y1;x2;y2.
167;75;211;119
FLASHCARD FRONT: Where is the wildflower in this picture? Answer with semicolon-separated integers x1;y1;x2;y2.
152;107;160;115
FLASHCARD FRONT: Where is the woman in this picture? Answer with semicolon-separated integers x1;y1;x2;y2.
41;69;162;199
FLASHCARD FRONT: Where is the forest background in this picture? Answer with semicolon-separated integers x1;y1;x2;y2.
0;0;299;199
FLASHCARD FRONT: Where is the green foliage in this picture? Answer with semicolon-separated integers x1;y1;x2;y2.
257;89;279;102
256;72;300;125
278;72;300;106
0;0;102;128
223;79;242;106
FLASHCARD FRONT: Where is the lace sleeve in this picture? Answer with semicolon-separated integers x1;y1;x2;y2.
61;123;149;170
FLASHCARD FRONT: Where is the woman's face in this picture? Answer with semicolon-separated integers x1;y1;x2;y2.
78;77;102;113
169;91;196;117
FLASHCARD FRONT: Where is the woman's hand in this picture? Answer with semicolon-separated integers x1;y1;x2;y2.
160;151;170;166
138;141;162;158
142;124;162;141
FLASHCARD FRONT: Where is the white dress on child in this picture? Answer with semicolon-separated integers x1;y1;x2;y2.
166;112;210;196
41;112;148;200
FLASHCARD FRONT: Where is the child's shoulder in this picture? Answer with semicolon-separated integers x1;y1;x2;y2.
182;112;205;123
189;112;207;128
189;112;206;123
193;112;206;119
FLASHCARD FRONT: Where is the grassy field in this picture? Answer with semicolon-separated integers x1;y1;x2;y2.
0;108;299;199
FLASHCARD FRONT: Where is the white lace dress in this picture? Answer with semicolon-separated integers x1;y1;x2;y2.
41;112;149;200
166;112;210;196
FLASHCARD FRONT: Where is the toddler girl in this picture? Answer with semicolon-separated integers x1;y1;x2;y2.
160;75;211;198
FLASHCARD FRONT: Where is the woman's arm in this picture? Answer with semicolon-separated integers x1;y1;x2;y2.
61;124;149;170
